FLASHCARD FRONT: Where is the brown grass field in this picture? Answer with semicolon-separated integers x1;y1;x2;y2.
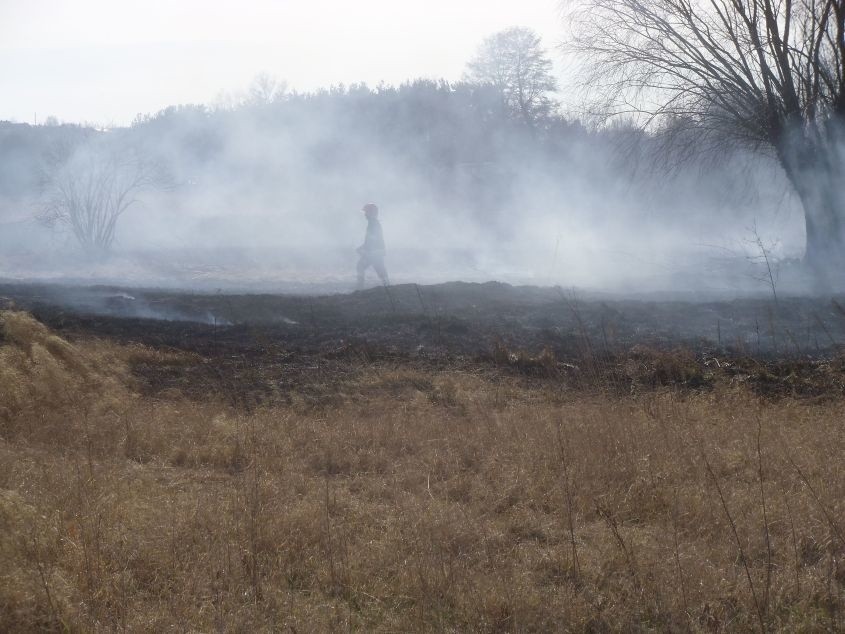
1;303;845;632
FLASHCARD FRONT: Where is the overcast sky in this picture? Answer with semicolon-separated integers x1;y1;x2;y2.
0;0;566;127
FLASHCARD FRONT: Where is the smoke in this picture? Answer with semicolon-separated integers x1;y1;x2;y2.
25;287;232;324
0;81;811;297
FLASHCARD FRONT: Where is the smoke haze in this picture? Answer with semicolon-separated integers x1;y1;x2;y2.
0;8;814;297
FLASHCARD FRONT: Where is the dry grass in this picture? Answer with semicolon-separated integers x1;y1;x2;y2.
1;311;845;631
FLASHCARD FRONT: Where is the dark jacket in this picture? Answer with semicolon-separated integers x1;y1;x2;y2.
362;218;385;254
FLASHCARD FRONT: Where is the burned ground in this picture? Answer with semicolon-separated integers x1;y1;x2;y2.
3;280;845;403
6;280;845;353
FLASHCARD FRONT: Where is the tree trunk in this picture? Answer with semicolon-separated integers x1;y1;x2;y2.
803;198;844;273
778;137;845;286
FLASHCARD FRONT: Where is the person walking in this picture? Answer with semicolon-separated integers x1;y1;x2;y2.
356;203;389;289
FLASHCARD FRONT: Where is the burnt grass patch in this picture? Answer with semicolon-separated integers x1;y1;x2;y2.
2;280;845;402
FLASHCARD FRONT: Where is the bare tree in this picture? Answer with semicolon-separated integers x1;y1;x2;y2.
465;27;559;127
246;72;288;106
39;138;164;255
568;0;845;276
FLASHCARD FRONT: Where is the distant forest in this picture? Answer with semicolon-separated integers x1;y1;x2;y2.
0;78;793;254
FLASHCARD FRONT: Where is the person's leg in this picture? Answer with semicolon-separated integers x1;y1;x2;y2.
356;255;370;289
372;256;389;286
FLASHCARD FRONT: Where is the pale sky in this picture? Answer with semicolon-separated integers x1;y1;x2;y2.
0;0;566;127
